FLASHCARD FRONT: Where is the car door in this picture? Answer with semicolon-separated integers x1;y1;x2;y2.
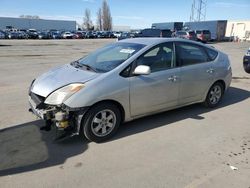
129;42;180;117
175;42;215;105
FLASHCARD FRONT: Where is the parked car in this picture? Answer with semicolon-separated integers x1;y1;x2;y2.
96;31;106;38
49;30;62;39
38;31;51;39
7;31;27;39
243;48;250;73
175;30;197;40
195;30;211;43
0;30;7;39
0;32;5;39
28;38;232;142
85;31;95;39
7;31;18;39
27;29;39;39
118;32;134;40
136;29;172;38
105;31;115;38
113;32;121;38
75;31;86;39
62;31;76;39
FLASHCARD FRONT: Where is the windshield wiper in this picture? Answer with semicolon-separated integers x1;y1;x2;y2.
71;61;97;72
80;63;97;72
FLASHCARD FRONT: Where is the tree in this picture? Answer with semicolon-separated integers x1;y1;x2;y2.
96;8;102;31
102;0;112;31
83;8;93;30
19;15;40;19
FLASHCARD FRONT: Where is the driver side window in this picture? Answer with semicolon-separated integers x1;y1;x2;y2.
136;42;174;72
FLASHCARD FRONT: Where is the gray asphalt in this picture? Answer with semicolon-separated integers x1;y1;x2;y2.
0;39;249;188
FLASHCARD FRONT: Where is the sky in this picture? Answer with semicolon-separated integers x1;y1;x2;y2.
0;0;249;29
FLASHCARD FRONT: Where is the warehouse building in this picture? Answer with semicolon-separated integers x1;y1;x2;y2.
183;20;227;41
0;17;76;31
151;22;183;31
152;20;227;41
225;20;250;41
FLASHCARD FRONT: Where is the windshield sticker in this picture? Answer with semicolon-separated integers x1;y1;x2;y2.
120;49;135;54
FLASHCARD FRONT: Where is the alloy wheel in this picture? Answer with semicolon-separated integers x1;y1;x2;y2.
91;109;117;137
209;85;222;105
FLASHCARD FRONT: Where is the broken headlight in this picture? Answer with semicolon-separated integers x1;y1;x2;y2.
44;83;84;105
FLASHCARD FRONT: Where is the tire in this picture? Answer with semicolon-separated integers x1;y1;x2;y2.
82;103;121;143
243;62;250;74
204;82;224;108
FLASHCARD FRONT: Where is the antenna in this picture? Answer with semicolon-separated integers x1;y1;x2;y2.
190;0;207;22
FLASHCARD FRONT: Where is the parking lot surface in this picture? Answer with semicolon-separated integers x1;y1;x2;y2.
0;39;249;188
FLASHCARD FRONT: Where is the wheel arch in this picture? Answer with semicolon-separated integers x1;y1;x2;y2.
213;79;226;93
85;99;125;123
202;79;226;102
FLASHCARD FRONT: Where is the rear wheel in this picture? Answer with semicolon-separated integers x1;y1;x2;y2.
204;82;224;108
82;103;121;143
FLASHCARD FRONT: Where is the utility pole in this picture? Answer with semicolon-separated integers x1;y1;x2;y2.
190;0;207;22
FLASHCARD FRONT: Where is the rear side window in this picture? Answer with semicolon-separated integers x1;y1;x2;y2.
176;42;209;66
205;48;218;61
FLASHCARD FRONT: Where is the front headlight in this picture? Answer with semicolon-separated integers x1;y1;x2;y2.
44;83;84;105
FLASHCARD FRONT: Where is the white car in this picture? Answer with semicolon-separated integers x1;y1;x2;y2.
113;32;121;38
62;32;75;39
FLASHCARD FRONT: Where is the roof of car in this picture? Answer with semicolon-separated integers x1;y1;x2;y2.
118;37;196;46
118;37;218;52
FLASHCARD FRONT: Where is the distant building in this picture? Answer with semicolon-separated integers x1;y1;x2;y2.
151;22;183;31
184;20;227;41
225;20;250;41
0;17;76;31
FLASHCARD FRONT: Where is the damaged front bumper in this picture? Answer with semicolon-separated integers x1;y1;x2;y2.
28;92;88;136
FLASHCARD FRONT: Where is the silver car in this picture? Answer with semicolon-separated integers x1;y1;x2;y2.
29;38;232;142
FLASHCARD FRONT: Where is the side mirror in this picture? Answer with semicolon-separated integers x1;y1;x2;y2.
133;65;151;75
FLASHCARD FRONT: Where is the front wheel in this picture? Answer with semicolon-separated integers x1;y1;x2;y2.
204;82;224;108
82;103;121;143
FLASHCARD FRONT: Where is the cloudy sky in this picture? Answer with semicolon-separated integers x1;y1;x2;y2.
0;0;249;28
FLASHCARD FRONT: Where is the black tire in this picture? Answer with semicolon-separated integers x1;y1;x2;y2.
82;103;121;143
243;62;250;73
204;82;224;108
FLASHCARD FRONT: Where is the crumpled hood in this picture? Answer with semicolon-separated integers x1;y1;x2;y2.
31;64;99;97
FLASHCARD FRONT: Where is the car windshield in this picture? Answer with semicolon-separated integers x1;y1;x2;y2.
77;42;145;73
189;31;195;35
178;31;187;35
203;30;210;34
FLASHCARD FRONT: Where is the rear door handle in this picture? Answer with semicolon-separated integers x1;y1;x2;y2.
206;68;214;74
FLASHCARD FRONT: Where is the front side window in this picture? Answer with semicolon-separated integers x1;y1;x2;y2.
136;42;174;72
176;42;209;66
77;42;145;73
